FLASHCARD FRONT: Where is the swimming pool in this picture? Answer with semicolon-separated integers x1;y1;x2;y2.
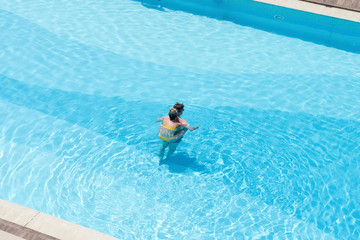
0;0;360;239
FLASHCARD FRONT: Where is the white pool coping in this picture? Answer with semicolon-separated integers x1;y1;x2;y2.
255;0;360;22
0;200;120;240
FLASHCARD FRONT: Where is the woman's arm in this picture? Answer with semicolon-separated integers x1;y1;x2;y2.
156;116;165;122
187;125;199;131
180;121;199;131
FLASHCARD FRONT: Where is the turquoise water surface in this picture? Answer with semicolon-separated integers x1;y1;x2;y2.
1;0;360;239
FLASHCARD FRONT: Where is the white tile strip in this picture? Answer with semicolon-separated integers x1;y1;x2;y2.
0;200;120;240
254;0;360;22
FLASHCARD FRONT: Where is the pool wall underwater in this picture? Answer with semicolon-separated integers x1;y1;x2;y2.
139;0;360;53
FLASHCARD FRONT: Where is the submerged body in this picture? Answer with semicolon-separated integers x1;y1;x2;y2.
158;123;185;142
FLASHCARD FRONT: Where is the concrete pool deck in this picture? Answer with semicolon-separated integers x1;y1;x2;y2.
256;0;360;22
0;200;119;240
0;0;359;239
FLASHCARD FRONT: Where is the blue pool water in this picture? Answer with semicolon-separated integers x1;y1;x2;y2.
1;0;360;239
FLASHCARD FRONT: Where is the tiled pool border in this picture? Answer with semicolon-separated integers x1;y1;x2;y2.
1;0;359;239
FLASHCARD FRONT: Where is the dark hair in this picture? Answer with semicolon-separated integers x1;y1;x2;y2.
173;102;184;112
168;108;178;120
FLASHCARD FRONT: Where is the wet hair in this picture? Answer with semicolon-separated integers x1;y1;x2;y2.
173;102;184;112
168;108;178;120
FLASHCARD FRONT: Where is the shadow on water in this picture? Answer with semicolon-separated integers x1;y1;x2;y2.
159;152;207;174
0;74;161;145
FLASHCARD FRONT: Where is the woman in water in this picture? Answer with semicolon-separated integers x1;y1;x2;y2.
157;107;198;160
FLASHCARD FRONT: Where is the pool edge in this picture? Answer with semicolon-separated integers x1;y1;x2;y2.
0;199;120;240
254;0;360;22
